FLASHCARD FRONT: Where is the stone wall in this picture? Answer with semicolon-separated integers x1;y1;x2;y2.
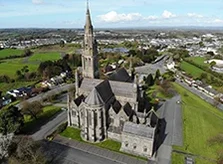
120;132;154;158
108;131;121;142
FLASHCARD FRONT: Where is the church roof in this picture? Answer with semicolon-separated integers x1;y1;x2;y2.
123;102;133;116
112;100;122;114
74;95;85;107
80;78;136;99
109;68;131;83
85;88;104;106
95;80;114;103
85;1;93;29
123;122;155;139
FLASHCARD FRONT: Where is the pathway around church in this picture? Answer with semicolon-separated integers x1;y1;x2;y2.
52;135;148;164
155;95;183;164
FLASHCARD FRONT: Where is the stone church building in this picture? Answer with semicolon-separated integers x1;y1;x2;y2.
67;3;159;158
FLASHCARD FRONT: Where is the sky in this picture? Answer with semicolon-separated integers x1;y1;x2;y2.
1;0;223;28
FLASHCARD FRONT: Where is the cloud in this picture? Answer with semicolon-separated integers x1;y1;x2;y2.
213;19;223;23
187;13;203;18
97;11;143;23
162;10;176;18
32;0;44;5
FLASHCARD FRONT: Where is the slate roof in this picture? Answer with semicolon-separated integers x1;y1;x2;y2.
85;88;104;105
109;68;131;82
74;95;85;106
112;100;122;114
95;80;114;103
123;122;155;139
123;102;133;116
80;78;135;99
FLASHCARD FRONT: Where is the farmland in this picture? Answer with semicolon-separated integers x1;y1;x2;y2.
0;49;23;59
0;50;62;78
29;52;61;63
0;58;38;78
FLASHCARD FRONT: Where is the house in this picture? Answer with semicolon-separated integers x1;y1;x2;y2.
7;87;33;98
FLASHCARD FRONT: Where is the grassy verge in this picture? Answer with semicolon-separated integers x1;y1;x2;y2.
22;106;61;133
60;127;147;161
180;61;205;78
172;83;223;164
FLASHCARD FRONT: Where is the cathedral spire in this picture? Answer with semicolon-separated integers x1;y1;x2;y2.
85;0;92;29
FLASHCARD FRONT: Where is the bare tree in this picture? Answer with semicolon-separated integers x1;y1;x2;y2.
8;136;47;164
21;101;43;120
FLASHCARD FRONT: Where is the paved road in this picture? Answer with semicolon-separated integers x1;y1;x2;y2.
155;96;183;164
32;110;67;141
43;141;122;164
16;83;74;109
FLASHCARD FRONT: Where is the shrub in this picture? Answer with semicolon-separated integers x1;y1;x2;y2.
208;134;223;145
56;122;68;134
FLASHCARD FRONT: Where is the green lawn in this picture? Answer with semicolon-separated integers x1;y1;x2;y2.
185;56;208;67
23;106;61;133
0;49;23;59
0;58;38;78
0;81;36;93
180;61;205;78
60;127;121;151
29;52;61;63
33;43;79;54
60;127;82;141
172;83;223;164
60;127;146;161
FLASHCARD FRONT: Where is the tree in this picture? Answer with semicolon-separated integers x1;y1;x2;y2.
145;74;154;86
8;136;47;164
59;40;65;48
21;101;43;120
23;49;32;57
210;61;216;68
200;73;208;79
155;69;161;80
0;106;24;135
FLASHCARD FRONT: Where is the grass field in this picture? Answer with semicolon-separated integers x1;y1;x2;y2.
33;43;79;54
185;56;208;67
0;81;36;93
180;61;205;78
23;106;61;133
0;49;23;59
172;83;223;164
0;58;38;78
0;52;61;78
29;52;61;62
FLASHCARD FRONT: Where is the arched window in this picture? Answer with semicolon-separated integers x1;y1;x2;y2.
125;141;128;147
133;143;137;150
72;111;76;117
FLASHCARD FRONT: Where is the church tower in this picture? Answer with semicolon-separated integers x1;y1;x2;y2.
82;1;99;79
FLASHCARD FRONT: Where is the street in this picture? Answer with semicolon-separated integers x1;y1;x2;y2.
32;110;67;140
43;141;122;164
155;96;183;164
16;83;74;109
